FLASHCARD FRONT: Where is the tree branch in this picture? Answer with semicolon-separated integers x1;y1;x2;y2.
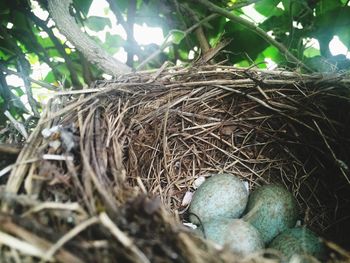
47;0;131;76
0;65;58;91
185;0;261;33
194;0;313;72
105;0;129;31
183;4;210;53
194;26;210;53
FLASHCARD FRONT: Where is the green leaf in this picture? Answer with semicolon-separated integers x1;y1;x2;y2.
167;30;185;45
305;56;333;72
36;37;55;49
176;38;194;61
10;86;25;97
303;47;321;58
136;0;143;9
254;0;283;17
313;6;350;52
0;35;16;56
316;0;343;16
56;64;71;78
10;11;27;31
262;45;284;63
27;53;39;65
207;17;227;46
115;0;129;11
338;27;350;50
305;55;350;72
223;22;270;63
235;60;250;67
44;71;56;83
260;14;290;33
0;49;10;60
0;4;9;15
254;52;268;68
73;0;94;16
281;0;312;20
9;91;28;113
90;35;105;47
85;16;111;31
103;32;124;54
47;48;61;58
136;0;170;28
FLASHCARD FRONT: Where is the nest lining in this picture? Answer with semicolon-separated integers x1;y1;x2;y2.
1;65;350;262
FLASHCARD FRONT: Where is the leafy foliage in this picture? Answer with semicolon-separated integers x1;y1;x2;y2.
1;0;350;131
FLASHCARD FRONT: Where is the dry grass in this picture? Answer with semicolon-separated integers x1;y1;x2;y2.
1;65;350;262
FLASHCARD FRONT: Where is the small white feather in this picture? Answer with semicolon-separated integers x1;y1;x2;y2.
181;191;193;206
193;176;206;189
243;181;249;193
183;222;197;229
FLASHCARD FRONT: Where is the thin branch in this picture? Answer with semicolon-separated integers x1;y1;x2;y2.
183;4;210;53
0;65;58;91
194;26;210;53
4;110;29;139
48;0;131;76
105;0;129;32
185;0;262;34
194;0;313;72
17;57;40;117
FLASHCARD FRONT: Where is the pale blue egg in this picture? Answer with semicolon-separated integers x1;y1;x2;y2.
189;174;248;224
243;184;298;244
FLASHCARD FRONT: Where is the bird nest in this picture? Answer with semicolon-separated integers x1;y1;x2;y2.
1;65;350;262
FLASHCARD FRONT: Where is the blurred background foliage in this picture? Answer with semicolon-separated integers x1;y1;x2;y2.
1;0;350;142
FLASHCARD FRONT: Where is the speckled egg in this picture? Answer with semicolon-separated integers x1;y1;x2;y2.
189;174;248;224
242;184;298;244
268;227;326;261
200;218;264;255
